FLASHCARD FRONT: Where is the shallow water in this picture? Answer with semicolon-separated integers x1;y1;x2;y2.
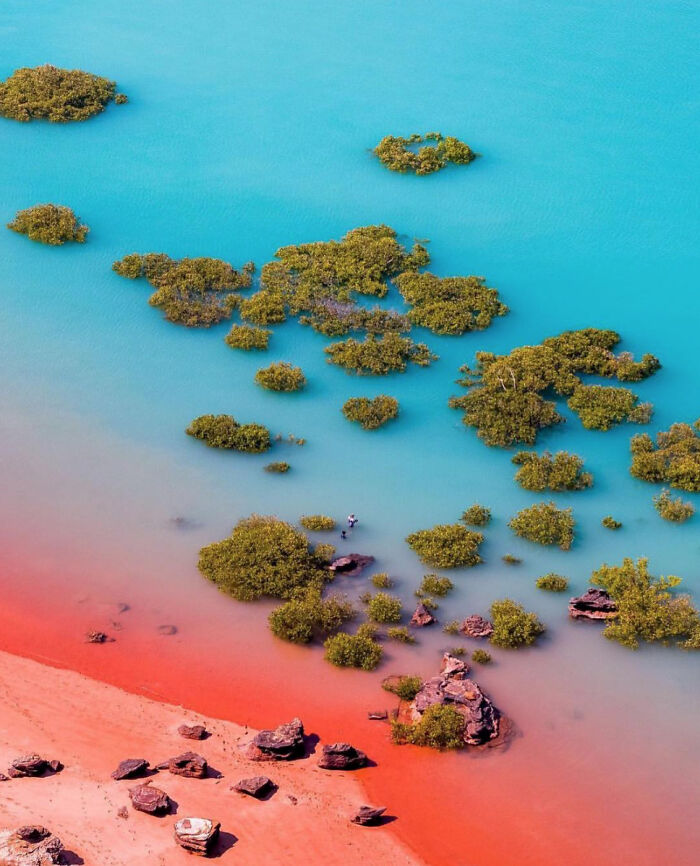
1;1;699;863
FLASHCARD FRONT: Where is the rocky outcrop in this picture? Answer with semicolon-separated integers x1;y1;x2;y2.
569;588;618;620
410;653;499;746
111;758;150;780
174;818;220;856
460;614;493;638
129;782;171;815
157;752;207;778
7;756;61;779
350;805;386;826
233;776;275;798
178;724;207;740
248;718;305;761
318;743;367;770
410;603;436;627
0;826;65;864
328;554;375;576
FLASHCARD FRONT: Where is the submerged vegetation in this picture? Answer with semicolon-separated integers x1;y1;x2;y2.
653;490;695;523
509;502;574;550
324;626;383;670
461;504;491;526
113;253;253;326
0;65;121;122
342;395;399;429
371;572;393;589
535;573;569;592
387;626;415;643
590;558;700;650
449;329;659;447
255;362;306;392
471;649;492;664
382;675;422;701
602;516;622;530
7;204;88;245
490;599;546;649
268;590;355;644
416;574;453;597
224;324;271;351
325;333;436;375
391;704;465;750
367;592;403;623
299;515;336;531
406;524;484;568
264;461;290;473
373;132;476;175
629;420;700;492
512;450;593;491
186;414;270;453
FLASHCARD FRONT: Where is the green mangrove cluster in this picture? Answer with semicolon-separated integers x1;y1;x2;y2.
225;324;271;351
461;504;491;526
186;414;270;453
7;204;88;245
373;132;476;175
255;362;306;392
509;502;574;550
489;599;546;648
406;523;484;568
512;450;593;491
653;490;695;523
342;395;399;429
325;333;436;375
630;420;700;491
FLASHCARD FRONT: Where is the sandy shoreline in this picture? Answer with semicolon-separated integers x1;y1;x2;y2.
0;650;421;865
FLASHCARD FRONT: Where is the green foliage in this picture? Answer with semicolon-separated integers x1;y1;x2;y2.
442;621;461;635
198;515;329;601
7;204;88;245
471;649;492;664
268;589;355;644
112;253;252;326
461;504;491;526
395;272;507;335
255;362;306;392
0;64;118;122
591;558;700;649
300;301;410;337
502;554;522;565
653;490;695;523
314;542;336;563
326;333;436;375
602;516;622;530
299;515;335;531
186;414;270;453
374;133;476;175
224;324;271;351
417;574;453;597
449;329;659;447
417;596;438;610
114;93;128;105
342;395;399;429
391;705;465;750
629;420;700;492
509;502;574;550
382;675;422;701
265;461;290;473
535;573;569;592
406;524;483;568
240;289;287;325
371;572;393;589
324;630;383;670
490;599;546;649
512;450;593;491
367;592;403;624
387;626;415;643
567;385;652;430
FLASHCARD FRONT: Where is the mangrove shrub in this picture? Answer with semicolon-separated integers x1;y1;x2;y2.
342;395;399;429
326;333;436;375
225;324;271;351
7;204;88;245
324;629;383;670
186;414;270;453
255;362;306;392
374;133;476;175
535;573;569;592
406;524;483;568
0;65;120;122
653;490;695;523
630;420;700;492
490;599;545;649
512;450;592;491
509;502;574;550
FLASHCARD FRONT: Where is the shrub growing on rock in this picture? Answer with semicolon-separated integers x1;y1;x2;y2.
268;590;355;644
406;524;483;568
602;516;622;530
590;558;700;649
386;626;415;643
567;385;652;430
342;395;399;429
490;599;545;649
509;502;574;550
391;704;466;750
255;362;306;392
198;515;329;601
512;451;592;491
224;324;271;351
629;420;700;492
300;515;335;531
326;333;436;375
367;592;403;624
535;573;569;592
461;504;491;526
373;133;476;175
416;575;453;597
382;675;422;701
653;490;695;523
324;630;383;670
7;204;89;245
0;64;120;122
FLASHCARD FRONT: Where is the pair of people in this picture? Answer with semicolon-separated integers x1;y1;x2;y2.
340;513;358;540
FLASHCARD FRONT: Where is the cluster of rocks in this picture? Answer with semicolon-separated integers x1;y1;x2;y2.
328;554;375;576
568;588;618;620
5;755;62;779
409;653;500;746
0;825;64;865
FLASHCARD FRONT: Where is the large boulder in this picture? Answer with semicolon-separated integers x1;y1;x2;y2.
351;805;386;826
111;758;150;780
174;818;220;857
232;776;275;798
411;653;499;746
178;724;207;740
410;603;436;627
569;588;618;620
460;614;493;638
317;743;367;771
157;752;207;778
328;555;375;576
129;782;171;815
0;826;64;865
248;718;305;761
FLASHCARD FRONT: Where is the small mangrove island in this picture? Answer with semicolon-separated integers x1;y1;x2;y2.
512;450;593;491
7;204;88;245
342;395;399;429
373;132;476;175
254;362;306;392
630;420;700;491
509;502;574;550
406;523;484;568
185;414;271;453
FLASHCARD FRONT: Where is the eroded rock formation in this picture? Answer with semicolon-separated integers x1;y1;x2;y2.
174;818;220;856
569;588;618;620
247;718;305;761
317;743;367;770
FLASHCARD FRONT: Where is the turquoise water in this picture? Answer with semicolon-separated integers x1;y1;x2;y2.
1;0;699;858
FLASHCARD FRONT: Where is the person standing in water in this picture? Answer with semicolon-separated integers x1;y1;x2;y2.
347;513;358;529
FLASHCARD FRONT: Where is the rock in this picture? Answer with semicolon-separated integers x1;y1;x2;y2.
117;807;129;820
174;818;220;856
6;756;51;778
86;630;112;643
367;710;388;721
178;724;207;740
410;603;436;627
129;781;171;815
248;718;305;761
158;752;207;778
410;653;499;746
0;825;64;864
569;588;618;620
318;743;367;770
460;614;494;638
327;554;375;576
351;805;386;826
233;776;275;798
47;761;63;774
157;624;177;636
0;773;9;782
111;758;150;780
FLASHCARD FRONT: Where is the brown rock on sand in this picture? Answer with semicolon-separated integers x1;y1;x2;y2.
351;805;387;826
174;818;220;856
233;776;275;798
318;743;367;771
7;755;60;779
178;724;207;740
0;825;65;864
111;758;150;780
157;751;207;778
129;781;171;815
248;718;305;761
